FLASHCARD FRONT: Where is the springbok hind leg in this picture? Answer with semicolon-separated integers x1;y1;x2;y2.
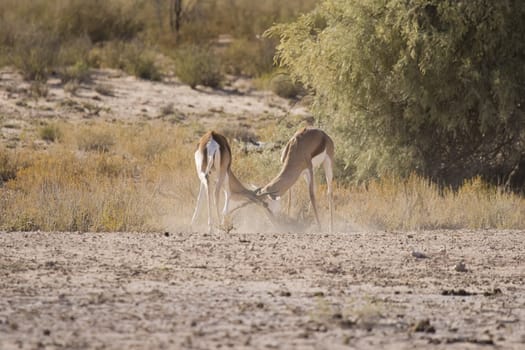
215;172;226;225
191;182;205;228
305;167;321;230
323;158;334;233
205;177;214;233
218;173;231;225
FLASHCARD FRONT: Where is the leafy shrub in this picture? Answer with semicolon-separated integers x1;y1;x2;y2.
120;43;161;81
60;61;91;83
57;37;93;83
174;45;223;89
87;41;124;69
88;41;161;81
10;28;59;81
39;124;63;143
270;73;302;98
270;0;525;187
55;0;143;43
222;38;275;77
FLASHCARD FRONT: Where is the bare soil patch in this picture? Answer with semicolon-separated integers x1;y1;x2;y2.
0;67;309;148
1;230;524;349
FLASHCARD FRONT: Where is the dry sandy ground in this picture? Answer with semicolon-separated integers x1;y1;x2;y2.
0;67;309;148
1;229;524;349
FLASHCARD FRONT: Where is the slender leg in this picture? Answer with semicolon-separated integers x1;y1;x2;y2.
215;172;225;224
210;147;222;226
287;189;292;216
305;167;321;230
205;176;213;233
221;173;231;222
323;158;334;233
191;182;205;227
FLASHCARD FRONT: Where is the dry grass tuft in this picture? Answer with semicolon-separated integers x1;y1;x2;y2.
1;122;525;232
341;174;525;231
0;122;197;232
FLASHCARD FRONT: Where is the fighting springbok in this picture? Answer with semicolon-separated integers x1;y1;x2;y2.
257;127;334;232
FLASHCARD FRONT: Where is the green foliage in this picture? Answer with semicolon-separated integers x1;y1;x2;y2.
0;0;317;83
39;124;63;143
163;0;317;44
57;37;93;83
174;45;223;89
54;0;143;43
121;43;162;81
60;61;91;84
222;38;276;77
270;72;303;99
270;0;525;187
10;28;60;81
88;41;161;81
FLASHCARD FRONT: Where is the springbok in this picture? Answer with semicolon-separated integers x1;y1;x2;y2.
191;130;274;233
257;127;334;232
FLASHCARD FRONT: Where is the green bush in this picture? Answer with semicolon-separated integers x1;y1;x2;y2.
39;124;62;143
222;38;275;77
88;41;161;81
60;61;91;83
10;28;59;81
270;0;525;187
174;45;223;89
55;0;143;43
121;43;162;81
57;37;93;83
88;41;125;69
270;73;302;98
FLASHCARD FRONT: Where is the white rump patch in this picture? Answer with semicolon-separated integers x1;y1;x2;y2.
205;139;220;174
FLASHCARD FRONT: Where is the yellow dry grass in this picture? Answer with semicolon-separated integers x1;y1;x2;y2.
1;121;525;232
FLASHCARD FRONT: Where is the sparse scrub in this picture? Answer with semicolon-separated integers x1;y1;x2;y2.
60;61;91;84
270;73;302;99
0;0;317;84
29;81;50;98
39;124;62;143
10;28;59;81
120;43;161;81
0;148;23;183
174;45;223;89
54;0;143;43
0;122;197;232
222;38;275;77
56;36;93;83
77;128;115;153
88;41;161;81
1;121;525;232
87;41;126;70
94;84;115;97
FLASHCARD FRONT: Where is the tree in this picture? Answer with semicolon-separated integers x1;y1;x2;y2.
268;0;525;188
